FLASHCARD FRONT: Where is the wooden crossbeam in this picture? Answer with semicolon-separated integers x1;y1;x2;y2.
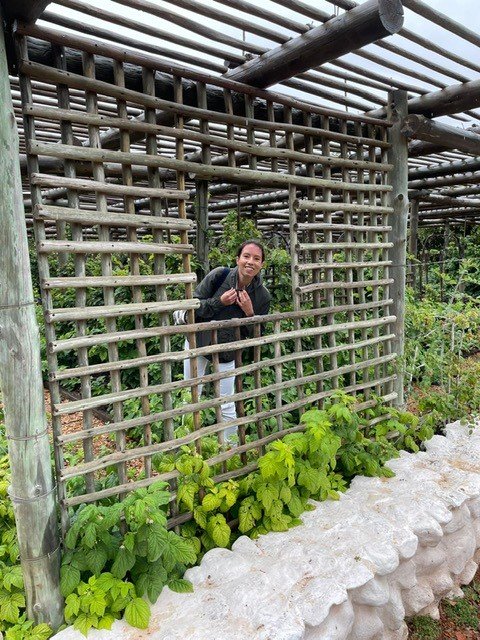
226;0;404;88
402;115;480;156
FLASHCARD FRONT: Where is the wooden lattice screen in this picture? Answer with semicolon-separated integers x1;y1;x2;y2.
17;29;396;529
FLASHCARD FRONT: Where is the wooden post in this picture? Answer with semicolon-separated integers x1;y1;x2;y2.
195;180;210;281
441;221;450;303
195;82;210;281
409;198;419;292
0;15;63;629
387;90;409;407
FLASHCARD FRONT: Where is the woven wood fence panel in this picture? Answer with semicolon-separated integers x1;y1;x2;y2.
17;31;396;528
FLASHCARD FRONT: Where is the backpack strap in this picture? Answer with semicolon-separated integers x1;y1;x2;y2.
211;267;230;296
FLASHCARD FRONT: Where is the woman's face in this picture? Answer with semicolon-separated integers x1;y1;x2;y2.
236;243;264;282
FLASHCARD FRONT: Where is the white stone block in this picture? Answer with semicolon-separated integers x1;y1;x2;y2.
51;421;480;640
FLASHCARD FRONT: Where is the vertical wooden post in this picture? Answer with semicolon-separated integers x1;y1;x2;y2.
387;90;409;407
0;17;63;629
441;221;450;303
195;82;210;281
195;179;210;280
409;197;419;292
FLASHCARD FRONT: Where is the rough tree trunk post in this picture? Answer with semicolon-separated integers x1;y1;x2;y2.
387;90;409;407
409;198;419;293
0;14;63;629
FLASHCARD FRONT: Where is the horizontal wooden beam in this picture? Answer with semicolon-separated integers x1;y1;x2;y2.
409;191;480;209
402;115;480;155
408;171;480;191
408;157;480;181
370;77;480;119
226;0;404;87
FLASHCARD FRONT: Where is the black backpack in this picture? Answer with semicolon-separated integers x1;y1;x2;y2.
211;267;231;296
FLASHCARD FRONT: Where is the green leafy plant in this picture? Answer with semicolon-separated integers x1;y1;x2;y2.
0;449;38;636
3;616;53;640
60;481;197;635
64;574;148;634
172;394;423;554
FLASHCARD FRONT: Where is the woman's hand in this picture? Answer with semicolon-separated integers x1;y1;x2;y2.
236;290;254;316
220;288;238;306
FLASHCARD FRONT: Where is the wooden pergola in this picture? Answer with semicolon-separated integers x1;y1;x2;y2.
1;0;479;630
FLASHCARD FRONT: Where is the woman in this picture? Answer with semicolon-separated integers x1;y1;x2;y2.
178;240;271;442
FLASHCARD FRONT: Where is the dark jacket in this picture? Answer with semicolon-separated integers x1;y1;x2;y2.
193;266;271;362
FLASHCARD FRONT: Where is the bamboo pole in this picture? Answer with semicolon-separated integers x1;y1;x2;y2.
387;90;409;407
0;15;62;629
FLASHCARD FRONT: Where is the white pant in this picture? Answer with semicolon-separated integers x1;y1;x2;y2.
183;341;237;440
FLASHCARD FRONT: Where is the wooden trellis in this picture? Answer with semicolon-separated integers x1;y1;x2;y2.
18;29;397;529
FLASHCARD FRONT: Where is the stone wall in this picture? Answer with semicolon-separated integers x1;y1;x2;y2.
52;420;480;640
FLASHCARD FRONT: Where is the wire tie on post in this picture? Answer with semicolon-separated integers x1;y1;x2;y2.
21;544;61;564
0;300;35;310
8;484;57;504
6;427;49;441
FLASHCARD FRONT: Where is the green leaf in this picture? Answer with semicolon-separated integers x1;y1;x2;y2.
97;614;116;630
60;564;81;597
207;514;230;548
162;531;197;566
193;507;208;529
257;453;280;481
124;598;151;630
89;592;106;618
82;523;97;549
270;513;291;532
64;525;80;551
135;571;165;603
279;484;291;504
110;595;131;614
255;482;278;512
0;599;21;624
238;498;257;533
267;499;284;519
167;578;194;594
2;566;23;592
99;503;123;530
111;547;136;579
201;492;222;512
296;462;320;494
146;522;168;563
177;481;199;511
70;550;89;572
85;546;108;576
123;532;136;553
287;489;304;517
64;593;80;620
30;623;54;640
73;613;98;636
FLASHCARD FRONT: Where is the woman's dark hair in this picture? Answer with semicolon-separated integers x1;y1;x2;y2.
236;239;266;262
